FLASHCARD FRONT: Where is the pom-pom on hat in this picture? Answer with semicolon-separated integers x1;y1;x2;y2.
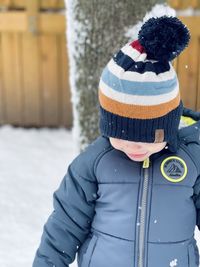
98;16;191;152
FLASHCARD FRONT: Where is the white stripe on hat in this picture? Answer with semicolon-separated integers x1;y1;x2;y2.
99;79;179;106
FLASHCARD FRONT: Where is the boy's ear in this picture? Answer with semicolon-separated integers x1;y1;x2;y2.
154;129;164;143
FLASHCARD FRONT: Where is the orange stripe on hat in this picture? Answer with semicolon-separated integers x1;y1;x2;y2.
98;89;181;119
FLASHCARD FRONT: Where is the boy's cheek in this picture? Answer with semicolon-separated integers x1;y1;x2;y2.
109;139;124;151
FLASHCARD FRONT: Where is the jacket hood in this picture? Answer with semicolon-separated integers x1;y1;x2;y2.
178;106;200;145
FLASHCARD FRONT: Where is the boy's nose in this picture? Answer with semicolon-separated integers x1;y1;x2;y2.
132;145;143;151
126;142;144;150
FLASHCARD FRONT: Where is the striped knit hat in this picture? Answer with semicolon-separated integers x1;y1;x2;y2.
98;16;190;152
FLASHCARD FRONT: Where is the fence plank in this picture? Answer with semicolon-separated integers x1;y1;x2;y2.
26;0;39;34
168;0;181;9
0;35;5;123
179;0;194;8
191;0;199;8
0;0;12;9
178;16;200;111
1;33;22;123
0;12;65;33
40;34;59;126
177;38;199;109
0;0;65;9
168;0;200;8
59;34;72;127
179;17;200;37
0;12;26;31
40;14;66;33
13;33;23;122
22;33;41;125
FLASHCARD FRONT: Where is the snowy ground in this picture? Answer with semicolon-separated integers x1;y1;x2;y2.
0;125;200;267
0;125;78;267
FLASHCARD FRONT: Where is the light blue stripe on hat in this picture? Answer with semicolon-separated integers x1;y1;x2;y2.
101;67;178;96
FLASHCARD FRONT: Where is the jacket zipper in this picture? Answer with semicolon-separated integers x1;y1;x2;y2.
137;157;150;267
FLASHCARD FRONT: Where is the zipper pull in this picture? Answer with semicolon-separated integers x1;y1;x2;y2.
143;157;150;168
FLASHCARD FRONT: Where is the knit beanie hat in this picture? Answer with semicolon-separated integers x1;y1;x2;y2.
98;16;190;153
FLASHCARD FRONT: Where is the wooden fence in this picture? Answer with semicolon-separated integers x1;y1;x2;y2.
0;0;72;127
173;16;200;112
0;1;199;127
2;0;199;10
169;0;200;9
0;0;65;10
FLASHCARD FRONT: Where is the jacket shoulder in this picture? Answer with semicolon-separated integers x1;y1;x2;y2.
70;136;112;181
179;119;200;173
182;141;200;176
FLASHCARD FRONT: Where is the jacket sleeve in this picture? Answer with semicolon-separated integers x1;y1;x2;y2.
188;142;200;231
193;175;200;231
32;159;98;267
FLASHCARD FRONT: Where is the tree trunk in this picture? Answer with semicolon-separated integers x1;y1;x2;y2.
66;0;166;151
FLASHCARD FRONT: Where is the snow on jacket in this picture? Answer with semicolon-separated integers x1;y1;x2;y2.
32;107;200;267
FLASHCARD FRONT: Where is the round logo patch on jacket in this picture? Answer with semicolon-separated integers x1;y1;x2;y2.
160;156;188;183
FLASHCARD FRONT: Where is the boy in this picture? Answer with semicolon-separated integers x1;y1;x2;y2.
33;16;200;267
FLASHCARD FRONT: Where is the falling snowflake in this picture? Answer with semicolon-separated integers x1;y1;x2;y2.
169;258;178;267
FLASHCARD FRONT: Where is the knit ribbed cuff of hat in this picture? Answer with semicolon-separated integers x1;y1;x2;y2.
99;101;184;153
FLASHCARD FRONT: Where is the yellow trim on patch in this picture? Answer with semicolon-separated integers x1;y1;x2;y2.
160;156;188;183
181;116;196;126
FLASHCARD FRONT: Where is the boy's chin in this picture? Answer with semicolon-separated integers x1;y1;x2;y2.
126;153;150;162
129;157;148;162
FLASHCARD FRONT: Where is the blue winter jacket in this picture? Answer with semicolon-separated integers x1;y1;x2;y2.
33;107;200;267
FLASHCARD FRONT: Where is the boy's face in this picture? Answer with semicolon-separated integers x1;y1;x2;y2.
109;137;167;162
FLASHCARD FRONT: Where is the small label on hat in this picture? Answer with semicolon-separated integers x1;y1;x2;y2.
154;129;164;143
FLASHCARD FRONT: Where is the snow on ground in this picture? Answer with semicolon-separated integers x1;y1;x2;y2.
0;125;200;267
0;125;78;267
